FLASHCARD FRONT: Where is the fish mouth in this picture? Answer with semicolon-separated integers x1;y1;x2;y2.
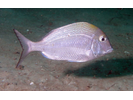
106;48;113;53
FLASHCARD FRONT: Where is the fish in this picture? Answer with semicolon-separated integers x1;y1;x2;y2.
13;22;113;68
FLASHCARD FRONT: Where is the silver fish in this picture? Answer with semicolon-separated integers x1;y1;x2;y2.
13;22;113;68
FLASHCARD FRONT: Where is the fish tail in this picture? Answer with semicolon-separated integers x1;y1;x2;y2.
13;29;33;68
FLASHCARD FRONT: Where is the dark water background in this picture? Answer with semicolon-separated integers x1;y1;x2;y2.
1;8;133;77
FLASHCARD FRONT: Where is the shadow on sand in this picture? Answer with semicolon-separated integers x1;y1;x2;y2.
64;58;133;78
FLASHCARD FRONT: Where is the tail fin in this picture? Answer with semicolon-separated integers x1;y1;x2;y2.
13;29;32;68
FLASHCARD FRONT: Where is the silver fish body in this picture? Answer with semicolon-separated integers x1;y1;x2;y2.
13;22;113;68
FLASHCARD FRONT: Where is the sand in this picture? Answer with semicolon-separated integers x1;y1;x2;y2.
0;8;133;91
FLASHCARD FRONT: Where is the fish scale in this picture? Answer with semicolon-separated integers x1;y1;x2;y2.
43;22;96;42
13;22;113;68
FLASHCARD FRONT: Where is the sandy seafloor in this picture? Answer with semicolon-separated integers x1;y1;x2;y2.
0;8;133;91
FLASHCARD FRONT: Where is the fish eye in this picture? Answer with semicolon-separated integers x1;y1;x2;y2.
99;35;106;42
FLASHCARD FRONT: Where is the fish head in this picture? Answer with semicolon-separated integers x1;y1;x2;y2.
91;28;113;57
